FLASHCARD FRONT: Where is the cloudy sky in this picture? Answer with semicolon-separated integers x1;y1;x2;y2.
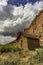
0;0;43;45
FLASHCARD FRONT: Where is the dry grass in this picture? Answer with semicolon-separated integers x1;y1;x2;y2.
0;48;43;65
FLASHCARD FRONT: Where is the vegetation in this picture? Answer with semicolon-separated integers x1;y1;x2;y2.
0;44;21;52
0;48;43;65
28;48;43;65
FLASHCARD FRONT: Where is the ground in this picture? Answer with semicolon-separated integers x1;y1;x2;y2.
0;48;43;65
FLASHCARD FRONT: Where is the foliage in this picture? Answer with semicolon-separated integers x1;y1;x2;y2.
28;48;43;65
0;48;43;65
0;44;21;52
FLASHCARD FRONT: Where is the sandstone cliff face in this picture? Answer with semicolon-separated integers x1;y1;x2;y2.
24;10;43;38
24;10;43;45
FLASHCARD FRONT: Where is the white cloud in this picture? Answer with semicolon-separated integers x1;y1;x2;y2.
0;35;16;45
0;1;43;44
34;1;43;11
12;5;23;16
0;0;8;6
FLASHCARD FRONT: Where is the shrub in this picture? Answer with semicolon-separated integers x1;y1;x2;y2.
35;48;43;63
0;58;20;65
28;48;43;65
0;45;21;53
0;46;11;52
11;45;21;52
